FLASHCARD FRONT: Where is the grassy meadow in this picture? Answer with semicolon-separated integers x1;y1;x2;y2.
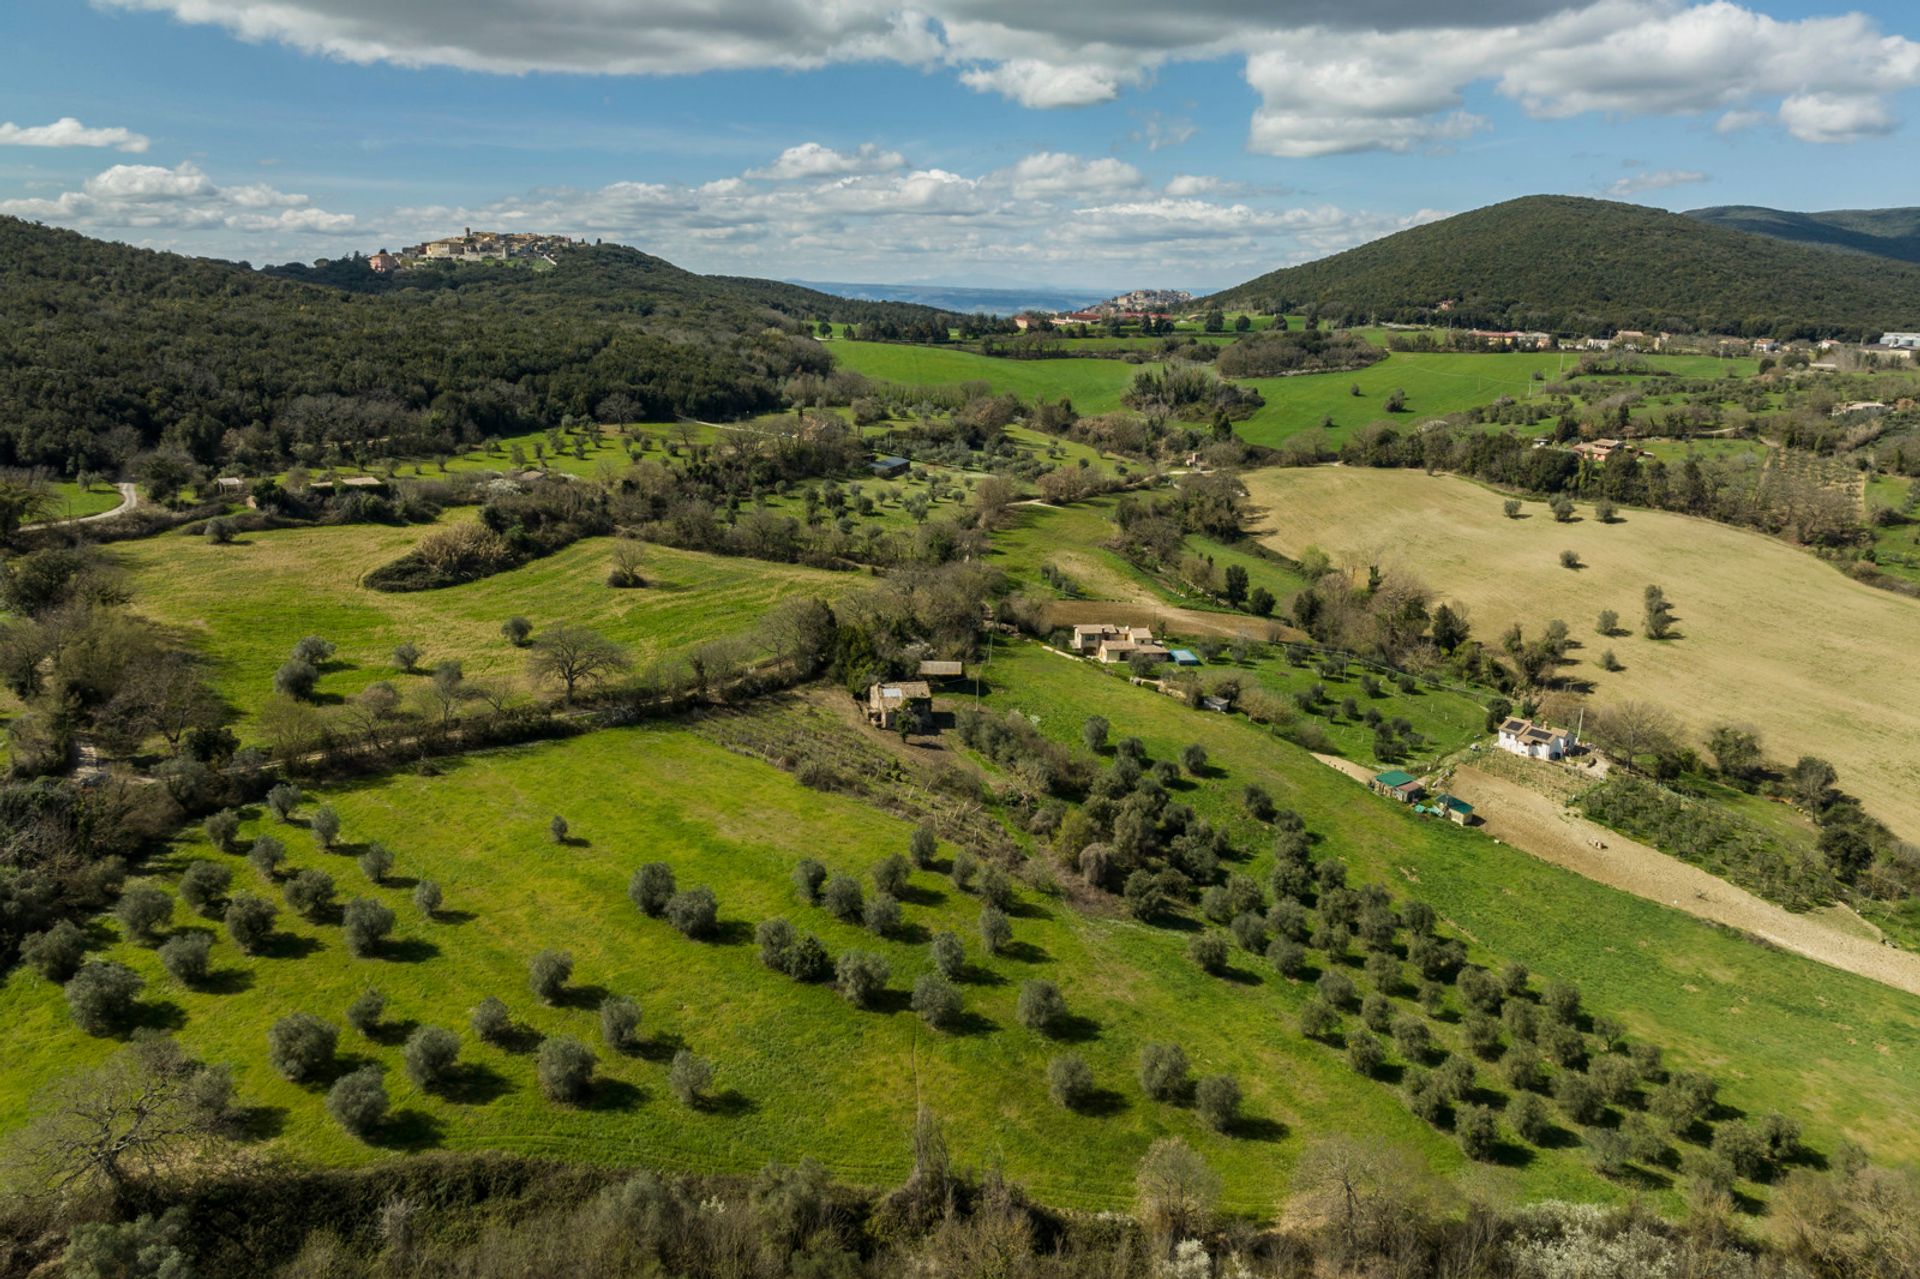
1242;466;1920;843
109;517;849;731
6;645;1918;1220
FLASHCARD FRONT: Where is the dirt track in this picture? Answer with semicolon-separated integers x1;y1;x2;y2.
1444;764;1920;997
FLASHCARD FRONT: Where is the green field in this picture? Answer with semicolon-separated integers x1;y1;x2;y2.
109;518;849;732
831;341;1149;414
1866;474;1920;585
41;480;125;520
7;644;1917;1220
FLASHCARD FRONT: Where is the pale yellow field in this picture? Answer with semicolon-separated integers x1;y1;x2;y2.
1245;467;1920;842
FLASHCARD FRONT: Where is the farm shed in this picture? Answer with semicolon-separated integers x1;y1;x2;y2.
1371;769;1425;803
866;680;932;729
870;456;911;479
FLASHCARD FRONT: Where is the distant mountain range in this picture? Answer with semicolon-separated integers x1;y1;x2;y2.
1683;205;1920;266
1208;195;1920;337
788;279;1109;317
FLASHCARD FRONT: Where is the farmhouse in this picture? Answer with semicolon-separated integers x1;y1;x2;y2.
1832;401;1889;418
866;680;931;729
1070;623;1155;655
1371;770;1425;803
1497;717;1575;760
1097;638;1170;665
1570;438;1639;464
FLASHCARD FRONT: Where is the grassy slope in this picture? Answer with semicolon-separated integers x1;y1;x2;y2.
8;646;1915;1217
43;481;126;520
1242;466;1920;843
110;518;848;731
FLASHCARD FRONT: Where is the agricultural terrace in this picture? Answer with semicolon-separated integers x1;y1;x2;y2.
1243;466;1920;842
7;649;1918;1220
109;517;848;732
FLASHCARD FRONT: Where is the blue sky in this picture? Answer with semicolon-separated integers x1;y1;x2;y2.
3;0;1917;290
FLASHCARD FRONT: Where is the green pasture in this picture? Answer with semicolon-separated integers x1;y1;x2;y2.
109;518;849;732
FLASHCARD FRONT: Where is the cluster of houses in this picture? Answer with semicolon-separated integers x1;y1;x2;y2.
1369;770;1475;825
369;229;579;273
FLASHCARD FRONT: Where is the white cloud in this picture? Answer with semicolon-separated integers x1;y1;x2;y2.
1604;167;1708;197
997;152;1143;199
1715;108;1769;133
747;142;904;180
0;161;355;235
1165;174;1224;197
0;117;150;152
1778;92;1896;143
93;0;1920;153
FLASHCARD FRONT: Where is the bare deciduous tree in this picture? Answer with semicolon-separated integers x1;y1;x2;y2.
526;626;630;704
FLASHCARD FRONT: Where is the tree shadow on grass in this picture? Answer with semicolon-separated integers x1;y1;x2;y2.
557;982;612;1011
1046;1013;1102;1044
1073;1088;1130;1119
704;1088;757;1118
381;937;441;964
637;1031;686;1064
372;1108;445;1152
198;967;255;996
898;884;946;908
888;922;932;946
367;1017;419;1048
959;963;1005;987
127;999;188;1034
232;1104;288;1142
999;940;1050;965
262;932;323;961
1006;899;1053;922
706;920;754;947
439;1062;513;1107
1213;964;1262;987
430;909;477;926
385;874;420;891
1231;1115;1288;1143
1489;1140;1536;1169
943;1010;1000;1038
584;1079;645;1113
491;1024;545;1056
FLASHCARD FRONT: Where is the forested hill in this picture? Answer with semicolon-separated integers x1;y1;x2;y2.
1684;205;1920;267
0;218;941;475
1207;195;1920;339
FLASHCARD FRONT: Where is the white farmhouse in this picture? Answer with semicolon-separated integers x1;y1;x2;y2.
1496;717;1575;760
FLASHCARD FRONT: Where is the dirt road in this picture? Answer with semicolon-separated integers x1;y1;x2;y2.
31;482;140;527
1445;764;1920;997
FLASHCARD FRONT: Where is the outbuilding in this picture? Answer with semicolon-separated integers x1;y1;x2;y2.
1371;769;1425;803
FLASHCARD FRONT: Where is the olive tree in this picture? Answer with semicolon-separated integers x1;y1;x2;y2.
666;887;719;939
327;1066;388;1138
403;1026;460;1089
346;988;385;1035
1138;1043;1190;1101
930;931;965;980
268;1012;338;1083
178;861;232;917
224;894;277;953
911;973;962;1030
357;843;395;884
629;862;677;916
342;897;395;957
599;996;641;1052
835;951;889;1009
1016;980;1068;1036
412;879;443;916
978;905;1012;956
1048;1054;1095;1109
537;1036;596;1104
21;921;87;982
528;949;573;1004
1195;1075;1241;1132
669;1049;712;1107
66;961;145;1035
309;805;341;849
470;996;513;1044
115;885;172;945
248;836;286;879
284;869;335;921
158;933;212;986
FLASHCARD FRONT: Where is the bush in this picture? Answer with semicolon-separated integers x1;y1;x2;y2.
979;865;1014;910
666;886;719;939
357;843;395;884
783;933;833;983
471;996;512;1043
412;879;443;916
538;1036;596;1104
21;920;87;982
1189;931;1230;974
248;836;286;879
1316;969;1357;1009
873;853;910;897
269;1012;338;1082
115;884;173;945
669;1049;712;1106
1346;1031;1386;1077
159;932;212;985
203;808;240;850
65;961;143;1035
266;782;302;821
1465;1014;1504;1060
1048;1053;1095;1109
177;861;232;918
930;930;965;979
912;972;963;1030
225;893;277;953
1266;937;1306;977
1556;1072;1604;1125
909;824;938;869
284;869;336;921
792;858;827;903
1457;1104;1501;1161
274;657;319;700
342;897;395;957
1543;979;1583;1025
1300;998;1340;1040
309;805;340;849
403;1026;460;1089
1361;993;1392;1034
863;892;901;936
346;987;385;1034
1559;549;1582;569
836;951;890;1008
1392;1015;1433;1062
1195;1075;1241;1132
1138;1043;1189;1101
549;814;569;844
1653;1071;1718;1134
950;848;978;892
529;949;573;1003
1712;1121;1775;1181
292;635;335;665
599;995;641;1052
502;616;533;646
1505;1041;1548;1092
822;873;864;922
1230;911;1266;954
756;918;796;970
328;1066;389;1137
629;862;676;916
978;904;1012;956
1509;1091;1553;1145
1016;979;1069;1036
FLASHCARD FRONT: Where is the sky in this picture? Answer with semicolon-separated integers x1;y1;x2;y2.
2;0;1918;292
